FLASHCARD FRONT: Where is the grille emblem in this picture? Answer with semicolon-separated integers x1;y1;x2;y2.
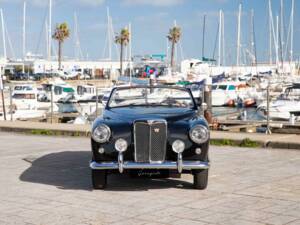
154;128;160;133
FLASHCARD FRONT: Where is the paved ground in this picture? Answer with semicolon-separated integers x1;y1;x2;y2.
0;132;299;225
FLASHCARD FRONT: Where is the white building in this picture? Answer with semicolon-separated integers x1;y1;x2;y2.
181;58;299;76
32;59;131;80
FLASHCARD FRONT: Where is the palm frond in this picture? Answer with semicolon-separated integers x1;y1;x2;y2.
167;26;181;43
115;28;130;46
52;22;70;42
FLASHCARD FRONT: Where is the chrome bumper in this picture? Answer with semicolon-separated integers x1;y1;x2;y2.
90;152;209;173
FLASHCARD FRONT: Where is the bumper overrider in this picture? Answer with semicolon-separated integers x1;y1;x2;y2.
90;152;210;173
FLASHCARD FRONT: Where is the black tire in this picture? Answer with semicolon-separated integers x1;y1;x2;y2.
193;169;208;190
91;170;107;189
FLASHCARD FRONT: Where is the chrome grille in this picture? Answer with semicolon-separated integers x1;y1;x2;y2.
134;120;167;163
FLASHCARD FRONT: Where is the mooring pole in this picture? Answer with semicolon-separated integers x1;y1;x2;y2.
266;82;272;134
95;87;98;117
0;89;5;120
200;85;205;116
0;70;6;121
50;85;53;124
204;78;212;123
9;86;12;121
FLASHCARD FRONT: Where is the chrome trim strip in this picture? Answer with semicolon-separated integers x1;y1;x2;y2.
90;160;209;171
118;152;124;173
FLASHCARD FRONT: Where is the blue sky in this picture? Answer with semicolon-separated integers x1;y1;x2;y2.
0;0;299;65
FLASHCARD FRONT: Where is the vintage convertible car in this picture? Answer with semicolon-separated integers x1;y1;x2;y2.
90;85;210;189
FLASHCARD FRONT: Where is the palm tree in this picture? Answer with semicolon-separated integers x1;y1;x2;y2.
52;22;70;70
115;28;130;76
167;26;181;72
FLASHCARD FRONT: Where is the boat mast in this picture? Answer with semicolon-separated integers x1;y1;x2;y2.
268;0;279;67
74;12;83;60
22;1;26;73
290;0;294;62
108;10;119;60
268;0;272;65
236;3;242;66
5;21;15;59
252;9;258;78
128;22;132;85
250;9;255;65
218;10;222;67
166;39;169;66
0;8;6;120
276;15;279;66
107;7;112;61
0;9;6;60
202;14;206;60
45;20;48;60
74;12;77;60
280;0;284;63
48;0;52;61
222;11;225;66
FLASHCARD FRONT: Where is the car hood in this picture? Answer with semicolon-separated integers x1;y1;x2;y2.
103;107;197;123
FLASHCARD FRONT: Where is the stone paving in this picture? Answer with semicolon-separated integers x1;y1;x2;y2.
0;132;299;225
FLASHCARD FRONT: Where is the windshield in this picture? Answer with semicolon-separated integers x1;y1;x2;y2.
108;87;195;109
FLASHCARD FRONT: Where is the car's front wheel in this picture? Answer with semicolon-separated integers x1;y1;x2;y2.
91;170;107;189
193;169;208;190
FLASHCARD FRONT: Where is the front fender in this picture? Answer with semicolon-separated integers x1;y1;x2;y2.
91;117;133;161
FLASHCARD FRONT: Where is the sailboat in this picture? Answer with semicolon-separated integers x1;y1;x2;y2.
257;83;300;121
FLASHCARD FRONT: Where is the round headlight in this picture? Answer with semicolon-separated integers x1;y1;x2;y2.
172;140;185;153
115;138;128;152
189;125;209;144
92;124;111;143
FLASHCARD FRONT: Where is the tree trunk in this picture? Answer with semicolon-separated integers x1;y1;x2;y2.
170;41;175;73
120;41;123;76
58;41;62;70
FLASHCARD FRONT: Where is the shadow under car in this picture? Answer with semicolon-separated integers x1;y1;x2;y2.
19;151;193;191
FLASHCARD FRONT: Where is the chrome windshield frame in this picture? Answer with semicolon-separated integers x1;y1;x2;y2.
106;85;197;110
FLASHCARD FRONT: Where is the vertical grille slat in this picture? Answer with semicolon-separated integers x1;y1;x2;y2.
134;122;150;162
134;120;167;163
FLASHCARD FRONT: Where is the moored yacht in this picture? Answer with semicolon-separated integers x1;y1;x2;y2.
257;83;300;121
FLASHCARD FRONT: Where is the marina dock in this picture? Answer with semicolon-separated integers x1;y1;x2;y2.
1;120;299;150
216;119;300;134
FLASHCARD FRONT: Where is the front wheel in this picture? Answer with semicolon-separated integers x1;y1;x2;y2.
91;170;107;189
193;169;208;190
